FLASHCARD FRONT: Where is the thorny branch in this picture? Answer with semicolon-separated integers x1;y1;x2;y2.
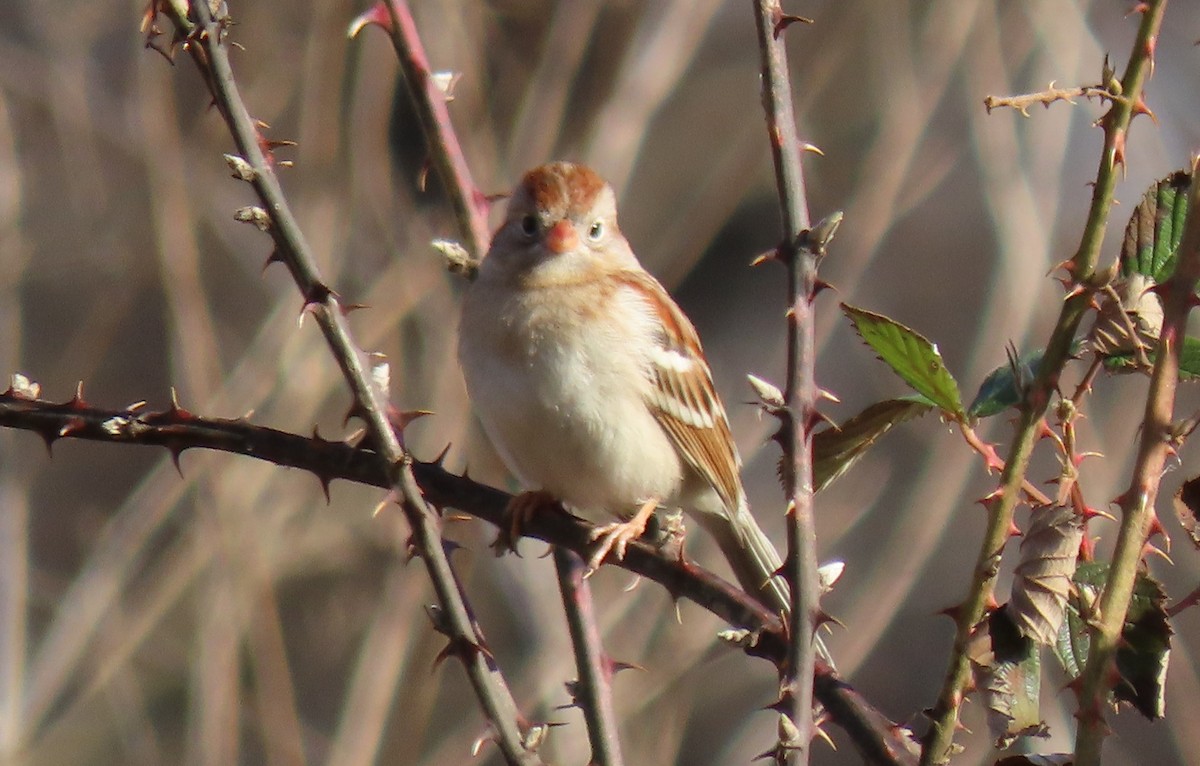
0;386;918;766
983;83;1131;117
920;2;1168;763
348;0;492;264
752;1;822;763
1073;153;1200;766
144;1;541;762
552;548;625;766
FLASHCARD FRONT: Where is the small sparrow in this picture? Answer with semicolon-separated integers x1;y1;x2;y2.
458;161;788;613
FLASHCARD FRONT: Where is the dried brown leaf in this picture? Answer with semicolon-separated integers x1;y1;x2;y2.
1088;273;1163;359
1010;505;1083;644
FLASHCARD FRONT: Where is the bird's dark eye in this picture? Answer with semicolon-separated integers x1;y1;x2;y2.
587;220;604;241
519;214;539;237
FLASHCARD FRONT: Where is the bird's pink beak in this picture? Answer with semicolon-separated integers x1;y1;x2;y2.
545;219;579;254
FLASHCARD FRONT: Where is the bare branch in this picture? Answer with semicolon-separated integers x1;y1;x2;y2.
983;84;1125;116
349;0;492;264
553;548;625;766
0;387;917;765
752;0;822;762
1073;153;1200;766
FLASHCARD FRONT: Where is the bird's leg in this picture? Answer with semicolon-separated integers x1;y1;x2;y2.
492;490;559;555
586;497;659;574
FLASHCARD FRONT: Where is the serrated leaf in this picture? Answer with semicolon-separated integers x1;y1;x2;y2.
1053;562;1172;719
1010;506;1083;645
1172;475;1200;550
1054;607;1084;680
970;348;1039;419
970;608;1046;750
1098;170;1194;376
812;398;933;492
1055;562;1106;676
1099;169;1195;376
1101;335;1200;379
1121;170;1192;282
842;304;964;418
969;340;1086;418
1118;575;1172;719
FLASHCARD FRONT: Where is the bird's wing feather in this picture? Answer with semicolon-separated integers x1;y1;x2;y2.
613;269;742;510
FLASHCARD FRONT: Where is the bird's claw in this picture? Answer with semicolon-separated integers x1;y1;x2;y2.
583;497;659;572
586;521;638;571
492;490;557;556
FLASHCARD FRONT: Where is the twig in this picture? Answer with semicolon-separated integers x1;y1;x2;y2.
983;84;1127;116
1073;152;1200;766
1166;582;1200;619
814;666;919;766
919;3;1168;763
0;388;917;765
146;3;541;762
553;548;625;766
958;423;1054;507
349;0;492;263
751;2;820;762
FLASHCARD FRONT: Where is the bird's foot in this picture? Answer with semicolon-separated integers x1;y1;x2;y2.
492;490;558;556
585;497;659;575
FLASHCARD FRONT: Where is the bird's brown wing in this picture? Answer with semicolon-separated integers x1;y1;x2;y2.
613;269;742;510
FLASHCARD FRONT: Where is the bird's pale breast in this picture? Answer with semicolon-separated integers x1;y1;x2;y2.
459;277;683;518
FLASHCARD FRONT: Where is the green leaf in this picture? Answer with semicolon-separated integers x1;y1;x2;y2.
812;398;933;492
1091;171;1192;375
1101;335;1200;380
970;340;1087;418
1115;571;1172;719
1054;603;1084;679
969;349;1039;419
1121;170;1192;282
1053;562;1172;720
979;608;1045;750
842;304;964;419
965;607;1048;751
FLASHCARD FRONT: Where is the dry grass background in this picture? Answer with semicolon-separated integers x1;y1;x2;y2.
1;1;1199;764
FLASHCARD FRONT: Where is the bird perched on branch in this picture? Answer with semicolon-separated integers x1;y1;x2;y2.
458;161;792;616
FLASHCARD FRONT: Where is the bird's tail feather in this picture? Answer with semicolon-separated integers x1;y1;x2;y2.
693;499;833;665
695;500;789;612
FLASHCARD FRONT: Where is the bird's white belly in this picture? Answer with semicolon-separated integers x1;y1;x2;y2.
462;303;682;518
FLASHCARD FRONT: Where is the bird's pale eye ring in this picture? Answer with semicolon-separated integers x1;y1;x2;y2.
587;220;604;241
519;214;539;237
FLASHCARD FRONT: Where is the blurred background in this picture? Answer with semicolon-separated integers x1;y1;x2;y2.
1;0;1199;764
